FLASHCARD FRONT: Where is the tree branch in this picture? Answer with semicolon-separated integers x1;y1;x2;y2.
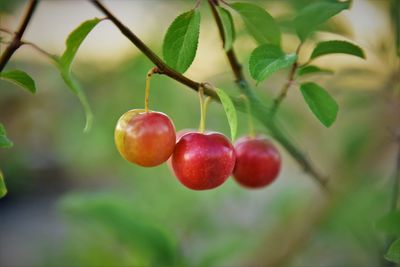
0;0;39;72
92;0;329;192
390;137;400;211
90;0;222;98
381;67;400;267
382;137;400;267
207;0;329;192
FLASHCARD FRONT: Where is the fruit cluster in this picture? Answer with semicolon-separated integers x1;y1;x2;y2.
115;109;281;191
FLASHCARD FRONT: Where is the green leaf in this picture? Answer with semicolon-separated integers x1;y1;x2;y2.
300;82;338;127
376;211;400;235
56;18;101;132
385;239;400;264
0;123;13;148
311;40;365;60
215;88;237;141
217;6;235;51
0;69;36;93
297;65;334;76
231;2;280;46
293;1;351;41
59;18;101;70
162;10;200;73
0;170;7;198
249;44;297;83
59;70;93;132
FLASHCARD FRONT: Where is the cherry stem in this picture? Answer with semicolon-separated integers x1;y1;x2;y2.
241;94;255;138
144;67;158;113
198;86;208;133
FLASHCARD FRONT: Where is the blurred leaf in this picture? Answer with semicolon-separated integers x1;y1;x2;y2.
376;211;400;235
337;67;378;78
270;0;320;11
392;0;400;56
231;2;281;46
385;239;400;264
56;18;101;132
0;123;13;148
341;126;371;165
217;6;235;51
300;82;338;127
59;18;101;70
321;178;387;254
215;88;237;141
0;0;22;13
310;40;365;60
0;170;6;198
297;65;333;76
318;17;353;37
58;70;93;132
293;1;350;41
60;194;177;267
162;10;200;73
249;44;297;83
277;12;352;38
0;69;36;93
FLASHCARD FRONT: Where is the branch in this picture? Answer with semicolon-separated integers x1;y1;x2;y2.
92;0;329;192
390;136;400;211
90;0;222;98
0;0;39;71
382;136;400;267
207;0;330;192
270;43;301;115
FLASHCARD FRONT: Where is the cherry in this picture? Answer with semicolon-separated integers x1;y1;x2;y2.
233;135;281;188
115;109;176;167
167;129;195;170
172;132;236;190
175;129;195;142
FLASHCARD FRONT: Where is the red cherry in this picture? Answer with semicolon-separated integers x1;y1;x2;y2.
115;109;176;167
233;136;281;188
167;129;195;170
172;132;236;190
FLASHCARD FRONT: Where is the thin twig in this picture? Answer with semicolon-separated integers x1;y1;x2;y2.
0;28;14;35
194;0;202;9
0;0;39;72
21;41;57;59
207;0;246;86
271;43;302;115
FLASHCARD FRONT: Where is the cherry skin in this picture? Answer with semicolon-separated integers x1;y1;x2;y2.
233;136;281;188
115;109;176;167
167;129;195;170
172;132;236;190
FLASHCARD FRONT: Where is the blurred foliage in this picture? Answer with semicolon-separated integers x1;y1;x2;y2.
0;0;23;14
57;193;177;267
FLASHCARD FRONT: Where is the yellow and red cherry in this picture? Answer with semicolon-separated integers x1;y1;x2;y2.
171;132;236;190
115;109;176;167
233;135;281;188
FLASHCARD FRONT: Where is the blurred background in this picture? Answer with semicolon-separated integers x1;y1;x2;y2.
0;0;399;266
